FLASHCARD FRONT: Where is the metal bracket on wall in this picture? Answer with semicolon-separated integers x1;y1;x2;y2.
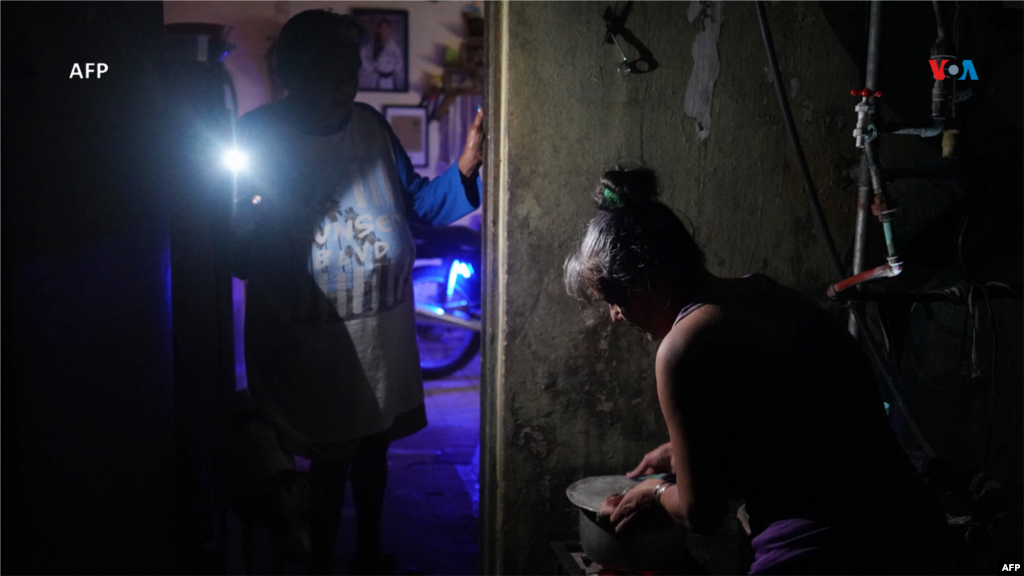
601;1;659;76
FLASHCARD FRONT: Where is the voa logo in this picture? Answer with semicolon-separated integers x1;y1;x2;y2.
929;58;978;81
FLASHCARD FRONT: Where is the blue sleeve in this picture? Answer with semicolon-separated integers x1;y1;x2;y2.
366;104;481;227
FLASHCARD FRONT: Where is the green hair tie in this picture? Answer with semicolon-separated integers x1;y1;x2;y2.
603;188;623;208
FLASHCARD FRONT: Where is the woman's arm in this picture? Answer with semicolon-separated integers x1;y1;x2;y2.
363;103;483;227
655;317;728;534
609;309;728;535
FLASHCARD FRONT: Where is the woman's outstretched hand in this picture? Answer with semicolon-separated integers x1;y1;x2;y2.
626;442;674;478
458;107;484;178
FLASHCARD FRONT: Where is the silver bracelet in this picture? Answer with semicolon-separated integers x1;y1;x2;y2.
652;480;675;504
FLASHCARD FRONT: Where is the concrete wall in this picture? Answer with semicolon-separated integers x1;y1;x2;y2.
484;2;1022;574
486;3;859;572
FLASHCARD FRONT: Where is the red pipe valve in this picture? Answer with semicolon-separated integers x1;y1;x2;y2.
851;89;883;98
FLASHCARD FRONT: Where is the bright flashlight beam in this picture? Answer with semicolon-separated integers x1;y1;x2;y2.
224;149;248;172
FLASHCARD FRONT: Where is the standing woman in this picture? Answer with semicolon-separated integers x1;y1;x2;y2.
231;10;483;574
564;167;948;574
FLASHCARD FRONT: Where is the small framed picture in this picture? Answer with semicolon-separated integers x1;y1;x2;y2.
383;106;428;167
352;9;409;92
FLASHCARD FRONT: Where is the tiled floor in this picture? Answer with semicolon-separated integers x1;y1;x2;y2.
334;354;481;575
225;354;482;575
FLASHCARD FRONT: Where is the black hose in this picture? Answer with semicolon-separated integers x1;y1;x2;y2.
754;1;936;459
754;1;845;275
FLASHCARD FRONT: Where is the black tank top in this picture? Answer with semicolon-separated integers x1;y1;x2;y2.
673;275;944;543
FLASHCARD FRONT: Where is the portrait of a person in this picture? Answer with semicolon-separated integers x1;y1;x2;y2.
357;14;407;92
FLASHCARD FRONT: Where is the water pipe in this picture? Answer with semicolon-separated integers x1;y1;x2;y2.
843;0;902;301
930;0;951;118
882;0;951;138
864;139;901;261
755;1;936;460
827;261;902;299
839;106;905;295
849;158;871;338
850;0;884;337
888;118;946;138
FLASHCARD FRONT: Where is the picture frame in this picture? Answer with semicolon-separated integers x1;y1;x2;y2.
383;106;428;167
352;9;409;93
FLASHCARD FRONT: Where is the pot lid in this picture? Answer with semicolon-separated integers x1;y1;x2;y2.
566;475;638;513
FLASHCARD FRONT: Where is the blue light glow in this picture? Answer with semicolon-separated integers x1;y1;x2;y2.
447;260;474;299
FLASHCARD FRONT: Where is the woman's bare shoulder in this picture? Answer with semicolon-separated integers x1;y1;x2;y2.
657;300;791;390
663;303;728;348
656;306;727;386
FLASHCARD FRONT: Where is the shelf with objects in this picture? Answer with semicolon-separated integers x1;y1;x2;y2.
411;5;485;380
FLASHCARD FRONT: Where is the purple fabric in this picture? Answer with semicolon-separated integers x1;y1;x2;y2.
748;518;830;575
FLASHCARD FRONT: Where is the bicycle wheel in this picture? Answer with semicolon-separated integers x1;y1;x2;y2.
412;266;481;379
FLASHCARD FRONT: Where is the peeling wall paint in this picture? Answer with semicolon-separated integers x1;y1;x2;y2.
683;1;723;141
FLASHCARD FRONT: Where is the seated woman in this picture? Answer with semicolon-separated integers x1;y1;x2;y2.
564;167;949;575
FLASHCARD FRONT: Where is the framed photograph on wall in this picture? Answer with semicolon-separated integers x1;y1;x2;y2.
383;106;428;167
352;9;409;92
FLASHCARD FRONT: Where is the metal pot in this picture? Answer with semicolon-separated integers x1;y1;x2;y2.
578;507;693;571
567;476;695;572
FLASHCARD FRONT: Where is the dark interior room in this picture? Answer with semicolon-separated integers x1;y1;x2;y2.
2;2;1022;575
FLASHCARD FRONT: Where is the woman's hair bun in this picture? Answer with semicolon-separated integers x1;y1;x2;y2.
596;167;659;211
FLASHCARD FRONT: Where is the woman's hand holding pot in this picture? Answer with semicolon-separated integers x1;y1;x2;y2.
607;478;665;533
